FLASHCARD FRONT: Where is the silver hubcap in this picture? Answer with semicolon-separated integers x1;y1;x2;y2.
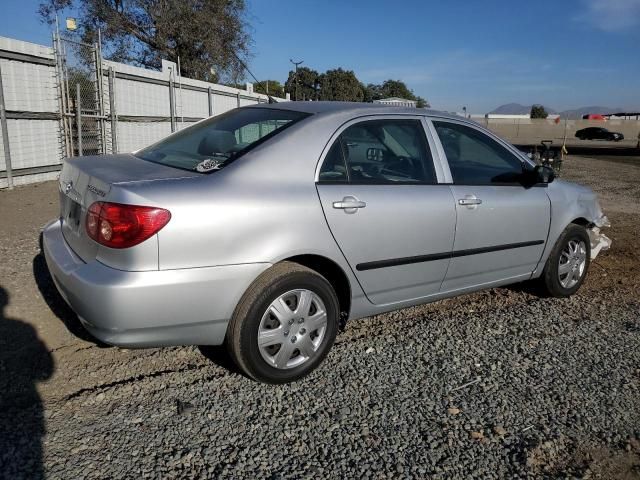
257;289;328;369
558;239;587;288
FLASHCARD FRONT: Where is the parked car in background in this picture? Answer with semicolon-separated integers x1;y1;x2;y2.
575;127;624;141
43;103;611;383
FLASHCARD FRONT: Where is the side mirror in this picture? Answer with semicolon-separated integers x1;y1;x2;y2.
534;164;555;184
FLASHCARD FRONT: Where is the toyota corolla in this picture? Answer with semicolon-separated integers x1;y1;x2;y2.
42;102;611;383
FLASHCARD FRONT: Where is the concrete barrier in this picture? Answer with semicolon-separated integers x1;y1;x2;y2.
476;117;640;149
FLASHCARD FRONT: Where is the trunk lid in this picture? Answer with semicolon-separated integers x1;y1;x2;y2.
58;154;199;262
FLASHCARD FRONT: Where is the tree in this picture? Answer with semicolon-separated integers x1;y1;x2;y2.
362;83;382;102
253;80;285;98
38;0;251;83
380;79;414;99
415;97;429;108
318;69;364;102
530;105;548;119
284;67;320;101
363;79;430;108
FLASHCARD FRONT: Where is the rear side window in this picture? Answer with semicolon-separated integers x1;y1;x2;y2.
318;142;348;182
136;108;310;172
433;121;524;184
319;119;436;184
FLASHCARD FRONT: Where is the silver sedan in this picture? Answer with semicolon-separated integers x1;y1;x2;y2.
42;102;611;383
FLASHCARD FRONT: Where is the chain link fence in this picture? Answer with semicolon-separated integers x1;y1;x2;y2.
55;35;106;158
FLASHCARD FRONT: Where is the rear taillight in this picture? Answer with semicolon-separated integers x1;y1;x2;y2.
85;202;171;249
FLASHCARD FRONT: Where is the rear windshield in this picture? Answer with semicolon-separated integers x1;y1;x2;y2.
135;108;310;172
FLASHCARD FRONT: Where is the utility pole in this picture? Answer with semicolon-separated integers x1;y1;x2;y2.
290;58;304;101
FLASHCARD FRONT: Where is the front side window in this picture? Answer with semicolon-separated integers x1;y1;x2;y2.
136;108;310;172
433;121;524;184
319;119;436;184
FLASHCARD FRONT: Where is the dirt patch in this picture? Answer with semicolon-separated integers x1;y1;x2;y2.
527;436;640;479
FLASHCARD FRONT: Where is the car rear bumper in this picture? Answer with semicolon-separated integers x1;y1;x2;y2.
42;219;270;347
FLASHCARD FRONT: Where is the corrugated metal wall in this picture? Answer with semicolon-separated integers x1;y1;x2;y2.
101;59;273;153
0;36;61;188
0;35;280;188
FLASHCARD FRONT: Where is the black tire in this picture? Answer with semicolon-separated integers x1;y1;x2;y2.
227;261;339;383
539;224;591;298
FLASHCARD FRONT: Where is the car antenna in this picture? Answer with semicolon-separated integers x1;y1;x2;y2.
230;51;277;104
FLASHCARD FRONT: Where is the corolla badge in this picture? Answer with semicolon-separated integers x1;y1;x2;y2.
87;184;106;197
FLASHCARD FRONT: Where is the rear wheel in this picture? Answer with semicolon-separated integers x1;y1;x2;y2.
227;262;339;383
539;224;590;297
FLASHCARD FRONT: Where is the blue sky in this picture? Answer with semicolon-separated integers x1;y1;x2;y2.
1;0;639;113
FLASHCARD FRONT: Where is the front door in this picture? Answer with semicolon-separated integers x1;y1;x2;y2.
316;117;456;305
430;120;551;292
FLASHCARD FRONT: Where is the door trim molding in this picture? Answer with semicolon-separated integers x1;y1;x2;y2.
355;240;545;271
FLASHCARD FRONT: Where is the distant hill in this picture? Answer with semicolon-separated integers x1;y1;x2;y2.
489;103;624;118
489;103;557;115
558;106;623;119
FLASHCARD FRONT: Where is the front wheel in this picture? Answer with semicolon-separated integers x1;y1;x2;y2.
227;262;339;383
539;224;590;297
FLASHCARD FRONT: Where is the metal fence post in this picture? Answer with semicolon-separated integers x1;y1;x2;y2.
108;68;118;153
76;83;83;156
0;62;14;189
207;87;213;117
169;77;176;132
53;32;71;159
95;34;107;154
237;91;241;108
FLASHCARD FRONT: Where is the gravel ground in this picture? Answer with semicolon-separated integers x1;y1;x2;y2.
1;155;639;479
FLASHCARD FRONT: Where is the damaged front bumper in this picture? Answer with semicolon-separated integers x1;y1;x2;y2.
588;215;612;259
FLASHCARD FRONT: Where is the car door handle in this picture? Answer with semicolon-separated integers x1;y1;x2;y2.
333;196;366;213
458;198;482;205
458;195;482;208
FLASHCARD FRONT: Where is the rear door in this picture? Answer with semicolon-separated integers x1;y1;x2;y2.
429;119;550;292
316;116;456;305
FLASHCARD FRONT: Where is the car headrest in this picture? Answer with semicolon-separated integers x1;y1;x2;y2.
198;130;237;155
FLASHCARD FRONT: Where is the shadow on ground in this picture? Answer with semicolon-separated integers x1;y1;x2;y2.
198;345;244;376
0;286;53;480
32;250;106;346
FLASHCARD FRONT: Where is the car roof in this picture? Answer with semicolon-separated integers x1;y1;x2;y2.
249;101;461;121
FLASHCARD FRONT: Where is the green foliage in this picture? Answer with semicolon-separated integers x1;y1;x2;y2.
282;67;427;105
363;79;430;107
253;80;285;98
530;105;549;119
415;97;428;108
38;0;251;83
317;69;364;102
284;67;320;101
